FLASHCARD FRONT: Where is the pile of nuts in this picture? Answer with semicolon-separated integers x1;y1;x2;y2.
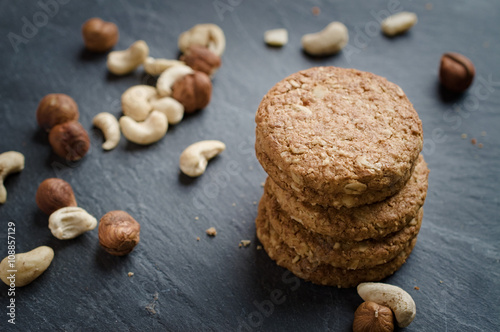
353;282;416;331
36;93;90;161
99;23;225;146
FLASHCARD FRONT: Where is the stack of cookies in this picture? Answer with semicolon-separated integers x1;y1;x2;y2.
255;67;429;288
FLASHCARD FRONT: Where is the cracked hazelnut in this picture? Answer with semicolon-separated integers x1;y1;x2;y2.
98;211;140;256
82;17;119;52
48;121;90;161
36;178;77;215
36;94;79;131
439;52;475;93
353;301;394;332
180;45;221;76
172;71;212;113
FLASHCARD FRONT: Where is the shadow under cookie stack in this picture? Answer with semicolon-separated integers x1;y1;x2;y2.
255;66;429;288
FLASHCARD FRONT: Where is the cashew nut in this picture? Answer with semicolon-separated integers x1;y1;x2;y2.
48;206;98;240
144;57;185;76
264;28;288;46
381;12;418;36
93;112;120;150
149;96;184;125
0;246;54;287
121;85;157;121
107;40;149;75
178;24;226;56
301;22;349;56
357;282;416;328
119;110;168;145
156;64;194;97
0;151;25;204
179;140;226;177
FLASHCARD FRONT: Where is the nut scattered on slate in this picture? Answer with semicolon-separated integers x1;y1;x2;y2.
206;227;217;236
439;52;475;92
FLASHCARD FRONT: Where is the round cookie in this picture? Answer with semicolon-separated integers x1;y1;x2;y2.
264;190;422;269
267;154;429;241
255;66;423;208
256;201;417;288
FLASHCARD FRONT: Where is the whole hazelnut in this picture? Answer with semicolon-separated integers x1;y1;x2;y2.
439;52;475;93
172;71;212;113
36;94;79;131
36;178;77;215
82;17;119;52
180;45;222;76
353;301;394;332
48;121;90;161
98;211;140;256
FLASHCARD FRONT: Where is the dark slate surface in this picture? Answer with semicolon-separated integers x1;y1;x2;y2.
1;0;499;331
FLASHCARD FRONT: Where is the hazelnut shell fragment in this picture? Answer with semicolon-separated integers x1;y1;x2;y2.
98;210;140;256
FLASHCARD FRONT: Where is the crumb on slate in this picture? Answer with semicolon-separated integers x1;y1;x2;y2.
312;6;320;15
128;272;134;277
253;201;257;205
195;216;199;220
478;143;483;149
196;237;200;241
414;286;420;290
425;3;433;10
439;280;444;284
461;133;467;139
206;227;217;236
145;292;159;315
232;203;236;207
257;245;262;250
471;138;477;145
239;240;251;248
260;182;265;187
481;131;487;136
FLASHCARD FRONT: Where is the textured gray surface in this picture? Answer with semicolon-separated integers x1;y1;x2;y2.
0;0;499;331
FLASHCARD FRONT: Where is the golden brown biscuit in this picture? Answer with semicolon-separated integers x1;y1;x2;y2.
255;66;423;208
256;200;417;288
264;187;422;269
267;154;429;241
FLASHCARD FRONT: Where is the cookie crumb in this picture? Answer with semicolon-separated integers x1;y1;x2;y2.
206;227;217;236
196;237;200;241
195;216;199;220
478;143;483;149
414;286;420;290
471;138;477;145
239;240;251;247
128;272;134;277
312;6;320;15
439;280;444;284
425;3;433;10
257;245;262;250
461;133;467;139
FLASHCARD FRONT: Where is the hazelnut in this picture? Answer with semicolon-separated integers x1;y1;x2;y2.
36;94;79;131
98;211;140;256
48;121;90;161
172;71;212;113
180;45;222;76
82;17;119;52
36;178;77;215
439;52;475;93
353;301;394;332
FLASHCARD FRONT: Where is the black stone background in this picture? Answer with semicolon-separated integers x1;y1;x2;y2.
0;0;499;331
